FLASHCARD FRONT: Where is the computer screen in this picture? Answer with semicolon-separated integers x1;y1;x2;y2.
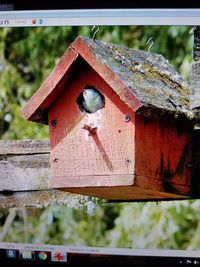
0;2;200;266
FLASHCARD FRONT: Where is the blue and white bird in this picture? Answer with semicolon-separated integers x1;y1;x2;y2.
77;86;105;114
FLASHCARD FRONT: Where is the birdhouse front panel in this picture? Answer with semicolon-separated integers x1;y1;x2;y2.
48;65;136;188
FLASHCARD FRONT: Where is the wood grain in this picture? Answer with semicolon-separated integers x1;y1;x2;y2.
135;115;193;195
192;61;200;110
0;139;50;155
49;66;136;188
0;134;200;208
0;140;50;191
22;48;79;124
0;189;95;208
66;186;188;201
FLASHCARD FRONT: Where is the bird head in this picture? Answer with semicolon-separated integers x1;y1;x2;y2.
77;86;105;114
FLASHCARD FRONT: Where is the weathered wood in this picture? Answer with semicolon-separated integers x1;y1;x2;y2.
20;36;195;197
135;115;193;195
0;140;50;191
22;36;191;124
0;187;187;208
0;136;200;208
193;26;200;61
192;26;200;111
22;49;79;124
191;61;200;110
0;140;103;208
192;27;200;196
0;139;50;155
49;66;136;188
72;37;190;117
190;130;200;197
0;189;98;208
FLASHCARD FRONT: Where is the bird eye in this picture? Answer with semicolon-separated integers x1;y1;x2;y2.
76;86;105;114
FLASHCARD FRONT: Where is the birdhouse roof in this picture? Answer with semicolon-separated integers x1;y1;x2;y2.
22;36;191;124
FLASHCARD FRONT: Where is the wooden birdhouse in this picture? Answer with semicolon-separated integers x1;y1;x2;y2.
22;36;194;200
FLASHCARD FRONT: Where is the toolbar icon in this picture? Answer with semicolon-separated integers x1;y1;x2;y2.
20;250;35;260
38;251;48;260
51;251;67;262
6;249;17;259
38;19;43;24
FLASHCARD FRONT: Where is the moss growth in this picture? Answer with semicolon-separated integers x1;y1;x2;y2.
38;174;49;189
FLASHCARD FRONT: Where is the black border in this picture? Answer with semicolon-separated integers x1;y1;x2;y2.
1;0;200;10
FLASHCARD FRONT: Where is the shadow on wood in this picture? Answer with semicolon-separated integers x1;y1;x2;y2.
0;134;200;207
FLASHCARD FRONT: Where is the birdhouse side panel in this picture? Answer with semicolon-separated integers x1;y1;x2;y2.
135;115;193;195
48;65;136;188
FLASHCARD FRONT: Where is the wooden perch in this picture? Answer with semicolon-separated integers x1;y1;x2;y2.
1;135;200;208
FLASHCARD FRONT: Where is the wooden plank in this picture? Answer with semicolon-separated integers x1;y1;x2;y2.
192;26;200;110
0;189;98;208
191;61;200;110
190;130;200;197
0;139;50;155
0;154;50;191
0;136;200;208
0;140;50;191
135;115;193;195
0;186;188;208
48;66;135;188
66;186;188;201
0;140;104;208
135;175;191;196
193;26;200;61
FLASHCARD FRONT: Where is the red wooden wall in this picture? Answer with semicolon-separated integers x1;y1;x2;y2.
135;115;193;195
48;65;136;188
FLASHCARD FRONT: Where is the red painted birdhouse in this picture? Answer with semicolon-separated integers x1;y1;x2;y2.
22;36;194;200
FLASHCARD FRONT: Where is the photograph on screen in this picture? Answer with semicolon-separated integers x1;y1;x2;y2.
0;25;200;257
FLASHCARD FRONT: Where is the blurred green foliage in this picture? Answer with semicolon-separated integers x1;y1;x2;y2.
0;25;198;250
1;200;200;249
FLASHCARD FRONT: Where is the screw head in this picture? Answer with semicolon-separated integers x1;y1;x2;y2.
125;115;131;122
51;119;57;128
125;159;131;165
